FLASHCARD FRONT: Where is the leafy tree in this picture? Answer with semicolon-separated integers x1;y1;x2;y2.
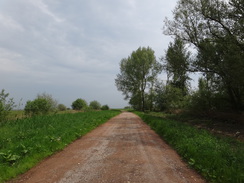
115;47;162;111
24;98;51;116
164;0;244;111
24;93;58;116
163;37;191;94
101;105;110;110
58;104;66;111
0;89;15;123
153;80;167;111
37;92;58;112
71;98;87;110
89;100;101;110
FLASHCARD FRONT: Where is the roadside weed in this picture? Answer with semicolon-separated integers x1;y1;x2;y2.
136;112;244;183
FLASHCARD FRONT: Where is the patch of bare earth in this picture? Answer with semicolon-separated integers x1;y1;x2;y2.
10;112;206;183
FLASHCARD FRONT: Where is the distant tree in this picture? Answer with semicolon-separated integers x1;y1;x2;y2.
24;93;58;116
163;37;191;94
71;98;87;110
58;104;66;111
115;47;162;111
24;98;51;116
37;92;58;112
89;100;101;110
0;89;15;123
101;105;109;110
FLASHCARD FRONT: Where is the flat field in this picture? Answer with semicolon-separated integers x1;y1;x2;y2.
0;110;120;182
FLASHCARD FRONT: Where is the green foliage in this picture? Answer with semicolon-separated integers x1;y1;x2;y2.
0;110;120;182
101;105;109;110
153;82;189;112
57;104;66;111
163;0;244;111
163;85;189;111
89;100;101;110
115;46;162;111
37;93;58;112
189;78;231;112
24;93;58;116
163;37;190;94
136;112;244;183
24;98;51;116
0;89;15;124
71;98;87;110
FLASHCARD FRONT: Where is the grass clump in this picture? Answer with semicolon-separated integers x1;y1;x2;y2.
0;110;120;182
135;112;244;183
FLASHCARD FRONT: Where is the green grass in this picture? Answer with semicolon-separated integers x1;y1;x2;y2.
135;112;244;183
0;110;120;182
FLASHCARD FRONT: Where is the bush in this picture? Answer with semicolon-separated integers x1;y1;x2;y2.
101;105;109;110
58;104;66;111
24;93;58;116
0;89;15;123
37;93;58;112
71;98;87;110
24;98;51;116
89;100;101;110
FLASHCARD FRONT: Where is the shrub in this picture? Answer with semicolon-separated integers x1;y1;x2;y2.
58;104;66;111
0;89;15;123
89;100;101;110
37;93;58;112
24;98;51;116
101;105;109;110
71;98;87;110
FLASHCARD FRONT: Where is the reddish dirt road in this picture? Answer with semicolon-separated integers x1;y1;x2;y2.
10;112;206;183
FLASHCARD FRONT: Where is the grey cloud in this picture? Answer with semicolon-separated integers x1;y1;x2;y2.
0;0;178;108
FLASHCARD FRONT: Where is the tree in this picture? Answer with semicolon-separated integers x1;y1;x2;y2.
71;98;87;110
24;98;51;116
24;93;58;116
163;0;244;111
0;89;15;123
37;92;58;112
101;105;109;110
163;37;191;94
89;100;101;110
115;47;162;111
58;104;66;111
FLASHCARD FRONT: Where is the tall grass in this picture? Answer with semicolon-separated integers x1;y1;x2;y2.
135;112;244;183
0;110;120;182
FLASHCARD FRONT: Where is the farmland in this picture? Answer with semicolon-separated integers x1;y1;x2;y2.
0;110;120;182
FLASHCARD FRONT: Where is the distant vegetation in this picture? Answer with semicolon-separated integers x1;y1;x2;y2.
24;93;58;116
89;100;101;110
0;89;110;123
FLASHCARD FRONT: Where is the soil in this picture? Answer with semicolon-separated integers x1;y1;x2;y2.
9;112;206;183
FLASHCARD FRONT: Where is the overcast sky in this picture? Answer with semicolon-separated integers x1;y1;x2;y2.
0;0;179;109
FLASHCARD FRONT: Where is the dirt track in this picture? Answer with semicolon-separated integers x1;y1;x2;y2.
10;112;206;183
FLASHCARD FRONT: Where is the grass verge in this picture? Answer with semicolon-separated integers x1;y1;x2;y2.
0;110;120;182
135;111;244;183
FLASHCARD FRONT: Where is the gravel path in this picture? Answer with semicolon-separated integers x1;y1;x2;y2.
10;112;206;183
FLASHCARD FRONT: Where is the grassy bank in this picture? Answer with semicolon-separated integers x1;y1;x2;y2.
0;110;120;182
135;112;244;183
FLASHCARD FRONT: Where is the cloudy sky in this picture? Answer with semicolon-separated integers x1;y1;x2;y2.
0;0;179;109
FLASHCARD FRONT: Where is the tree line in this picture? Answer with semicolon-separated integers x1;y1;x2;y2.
115;0;243;113
0;89;109;123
